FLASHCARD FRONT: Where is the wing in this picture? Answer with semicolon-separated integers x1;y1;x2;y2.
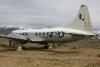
0;34;44;43
0;34;27;41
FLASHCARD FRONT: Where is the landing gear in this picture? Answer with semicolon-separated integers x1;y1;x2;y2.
17;44;22;51
9;40;23;51
9;41;17;48
43;43;49;49
52;43;59;48
44;43;59;49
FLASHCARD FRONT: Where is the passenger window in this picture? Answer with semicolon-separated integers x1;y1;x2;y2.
39;32;41;35
23;33;25;35
47;32;49;35
26;33;28;35
35;33;37;35
43;32;45;35
20;33;22;35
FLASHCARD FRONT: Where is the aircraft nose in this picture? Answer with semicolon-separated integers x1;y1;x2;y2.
8;31;17;37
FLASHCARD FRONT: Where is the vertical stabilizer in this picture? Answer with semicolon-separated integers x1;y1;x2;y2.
66;5;93;33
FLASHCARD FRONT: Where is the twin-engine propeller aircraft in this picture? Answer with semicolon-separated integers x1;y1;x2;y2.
0;5;95;51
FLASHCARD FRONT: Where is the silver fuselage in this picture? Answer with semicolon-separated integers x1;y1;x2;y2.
9;28;94;43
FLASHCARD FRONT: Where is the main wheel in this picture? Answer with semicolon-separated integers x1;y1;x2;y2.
44;45;49;49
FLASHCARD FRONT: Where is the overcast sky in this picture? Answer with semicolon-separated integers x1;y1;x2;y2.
0;0;100;29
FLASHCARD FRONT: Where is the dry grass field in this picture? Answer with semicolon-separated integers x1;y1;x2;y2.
0;38;100;67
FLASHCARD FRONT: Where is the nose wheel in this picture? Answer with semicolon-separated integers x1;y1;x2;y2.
9;41;17;48
9;40;23;51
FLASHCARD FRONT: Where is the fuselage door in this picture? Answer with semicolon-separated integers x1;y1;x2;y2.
58;31;64;38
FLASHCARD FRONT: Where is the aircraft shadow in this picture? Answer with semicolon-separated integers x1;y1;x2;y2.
23;47;79;54
0;46;79;54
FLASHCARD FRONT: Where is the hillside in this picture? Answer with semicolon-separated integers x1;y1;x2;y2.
0;25;33;34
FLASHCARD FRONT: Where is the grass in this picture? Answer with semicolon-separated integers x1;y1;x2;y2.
0;48;99;67
0;38;100;67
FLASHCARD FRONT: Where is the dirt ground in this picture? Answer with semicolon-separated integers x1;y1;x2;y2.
0;39;100;67
0;47;100;67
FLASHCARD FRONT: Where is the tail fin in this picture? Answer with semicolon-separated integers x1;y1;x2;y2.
66;5;93;32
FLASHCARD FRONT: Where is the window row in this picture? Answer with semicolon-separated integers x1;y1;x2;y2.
15;33;28;35
35;32;53;36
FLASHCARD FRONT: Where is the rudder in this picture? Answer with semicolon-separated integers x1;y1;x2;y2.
66;5;93;33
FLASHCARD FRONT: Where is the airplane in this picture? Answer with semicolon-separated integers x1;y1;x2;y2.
0;4;95;51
